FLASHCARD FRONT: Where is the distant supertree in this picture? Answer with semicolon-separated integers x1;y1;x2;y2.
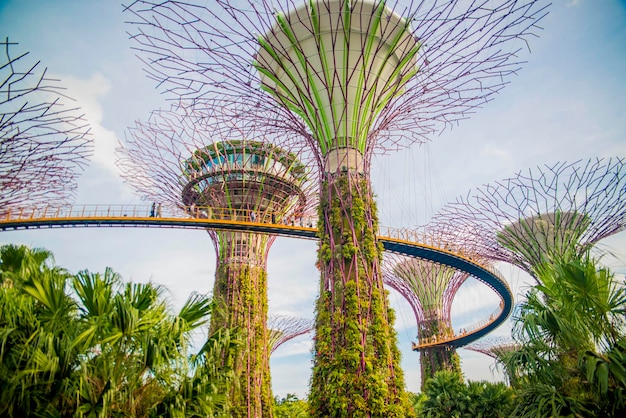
384;254;465;386
0;38;92;215
465;336;519;384
431;158;626;277
382;224;492;387
267;315;314;354
465;336;518;361
117;105;317;417
124;1;548;415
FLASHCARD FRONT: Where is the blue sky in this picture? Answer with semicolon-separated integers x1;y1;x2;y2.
2;0;626;397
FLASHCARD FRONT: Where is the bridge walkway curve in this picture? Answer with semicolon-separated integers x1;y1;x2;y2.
0;205;513;349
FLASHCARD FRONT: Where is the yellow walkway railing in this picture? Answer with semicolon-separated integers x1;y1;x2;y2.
0;204;513;349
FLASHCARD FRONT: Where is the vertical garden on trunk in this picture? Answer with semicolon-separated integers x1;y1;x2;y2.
310;174;407;416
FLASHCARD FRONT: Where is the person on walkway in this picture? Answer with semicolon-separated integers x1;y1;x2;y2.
156;203;162;218
150;202;156;217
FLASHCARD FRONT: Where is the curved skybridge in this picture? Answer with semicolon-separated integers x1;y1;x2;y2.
1;204;513;349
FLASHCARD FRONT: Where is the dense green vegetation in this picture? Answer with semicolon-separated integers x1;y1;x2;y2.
413;370;514;417
501;253;626;417
2;240;624;417
274;393;309;418
309;174;408;417
0;244;237;417
416;250;626;417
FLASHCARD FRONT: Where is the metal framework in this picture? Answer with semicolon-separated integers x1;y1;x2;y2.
117;103;319;218
123;0;549;160
267;315;314;354
122;1;548;414
431;158;626;276
0;38;92;215
465;336;518;360
0;204;515;349
117;104;318;417
465;336;518;384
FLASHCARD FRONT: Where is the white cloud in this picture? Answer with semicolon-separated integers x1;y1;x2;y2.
59;72;121;177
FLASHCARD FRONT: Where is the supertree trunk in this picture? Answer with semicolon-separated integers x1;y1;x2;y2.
383;244;473;389
417;316;460;386
211;253;272;418
311;172;407;417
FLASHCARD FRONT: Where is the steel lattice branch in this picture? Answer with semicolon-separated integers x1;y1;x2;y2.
123;0;548;160
0;38;93;214
430;158;626;275
268;314;314;353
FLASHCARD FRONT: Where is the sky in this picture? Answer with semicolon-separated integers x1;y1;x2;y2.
1;0;626;398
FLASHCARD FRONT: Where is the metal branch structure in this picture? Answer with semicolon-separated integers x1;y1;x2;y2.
465;336;518;360
0;38;92;215
117;105;318;417
124;0;548;155
431;158;626;277
267;315;314;354
465;336;518;384
123;1;548;415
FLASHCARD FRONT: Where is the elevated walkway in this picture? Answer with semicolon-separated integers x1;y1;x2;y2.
0;205;513;349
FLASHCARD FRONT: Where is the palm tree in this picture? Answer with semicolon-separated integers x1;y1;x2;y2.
0;244;78;416
70;268;235;416
0;244;238;417
416;370;467;417
503;253;626;417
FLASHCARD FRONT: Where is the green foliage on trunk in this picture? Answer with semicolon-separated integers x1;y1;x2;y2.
309;173;408;417
421;347;461;388
211;262;273;418
419;320;461;386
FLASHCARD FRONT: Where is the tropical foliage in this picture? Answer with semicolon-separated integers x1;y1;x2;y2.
0;244;236;417
502;253;626;417
414;370;514;418
274;393;309;418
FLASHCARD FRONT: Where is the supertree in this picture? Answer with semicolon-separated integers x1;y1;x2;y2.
465;336;518;361
123;1;548;415
465;336;519;384
267;315;314;354
382;224;493;387
384;254;465;386
431;158;626;278
117;104;318;417
0;38;92;215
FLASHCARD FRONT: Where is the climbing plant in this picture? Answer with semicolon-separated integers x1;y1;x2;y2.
309;173;408;417
211;260;273;418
